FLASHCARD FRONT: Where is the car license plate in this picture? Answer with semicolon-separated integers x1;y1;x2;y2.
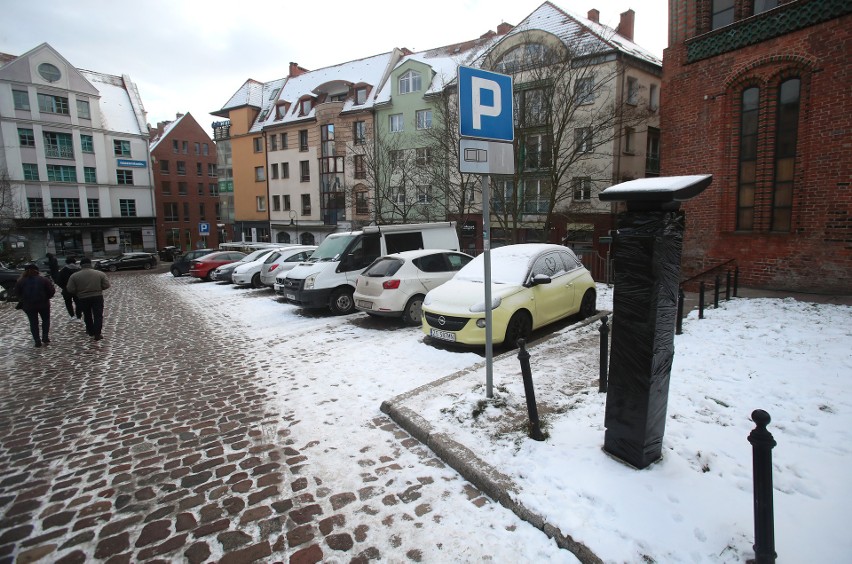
285;294;295;301
356;300;373;310
430;329;456;342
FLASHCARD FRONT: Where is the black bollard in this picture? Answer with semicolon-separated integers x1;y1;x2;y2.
734;267;739;298
517;339;545;441
699;281;705;319
599;316;609;393
748;410;777;563
714;275;721;308
726;270;732;301
676;287;685;335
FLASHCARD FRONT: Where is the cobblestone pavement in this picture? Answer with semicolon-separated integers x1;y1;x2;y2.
0;269;570;563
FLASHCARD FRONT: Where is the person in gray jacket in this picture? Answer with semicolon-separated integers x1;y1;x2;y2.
67;257;111;341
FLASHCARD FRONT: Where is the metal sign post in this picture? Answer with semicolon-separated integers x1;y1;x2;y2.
481;174;493;398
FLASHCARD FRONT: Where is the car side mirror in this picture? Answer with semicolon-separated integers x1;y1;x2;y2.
529;273;552;287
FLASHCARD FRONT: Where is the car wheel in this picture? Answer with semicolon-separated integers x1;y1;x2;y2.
251;273;262;288
143;262;152;270
108;265;117;272
580;289;597;319
401;294;425;326
329;287;355;315
504;310;532;349
171;267;180;277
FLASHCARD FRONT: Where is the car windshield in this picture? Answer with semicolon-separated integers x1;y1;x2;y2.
363;258;403;277
241;249;274;263
455;251;531;285
307;235;357;262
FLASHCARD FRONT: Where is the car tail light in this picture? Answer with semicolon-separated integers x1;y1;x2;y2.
269;264;279;272
382;279;401;290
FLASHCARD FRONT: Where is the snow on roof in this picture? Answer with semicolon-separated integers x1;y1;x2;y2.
149;113;188;151
79;70;146;135
217;78;268;113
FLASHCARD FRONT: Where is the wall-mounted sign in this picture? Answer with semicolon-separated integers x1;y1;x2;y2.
117;159;147;168
107;236;118;244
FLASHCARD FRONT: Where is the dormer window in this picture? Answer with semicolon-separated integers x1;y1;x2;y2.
355;87;368;105
330;93;347;102
259;109;269;121
398;70;421;95
496;43;548;74
300;98;313;115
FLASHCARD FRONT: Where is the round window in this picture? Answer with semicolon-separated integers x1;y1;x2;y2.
38;63;61;82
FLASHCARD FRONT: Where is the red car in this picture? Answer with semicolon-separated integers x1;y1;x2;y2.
188;251;246;281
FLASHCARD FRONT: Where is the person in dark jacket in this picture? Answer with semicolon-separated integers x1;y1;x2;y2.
15;263;56;347
46;252;60;282
57;257;82;319
67;257;110;341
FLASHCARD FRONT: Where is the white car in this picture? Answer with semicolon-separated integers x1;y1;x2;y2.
210;248;278;283
260;246;317;287
353;249;473;325
231;247;290;288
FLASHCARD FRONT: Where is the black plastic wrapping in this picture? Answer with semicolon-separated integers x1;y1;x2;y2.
603;211;684;469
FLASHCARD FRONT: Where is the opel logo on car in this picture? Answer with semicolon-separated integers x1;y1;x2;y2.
438;316;446;326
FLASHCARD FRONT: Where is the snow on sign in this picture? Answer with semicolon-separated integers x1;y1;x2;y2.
458;66;513;142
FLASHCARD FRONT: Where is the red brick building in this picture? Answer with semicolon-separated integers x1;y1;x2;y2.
149;113;226;251
662;0;851;292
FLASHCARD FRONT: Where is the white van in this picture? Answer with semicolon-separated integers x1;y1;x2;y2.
279;222;459;315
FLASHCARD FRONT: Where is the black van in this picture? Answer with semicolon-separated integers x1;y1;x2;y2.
170;249;215;277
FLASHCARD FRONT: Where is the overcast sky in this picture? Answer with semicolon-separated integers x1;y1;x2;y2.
1;0;668;136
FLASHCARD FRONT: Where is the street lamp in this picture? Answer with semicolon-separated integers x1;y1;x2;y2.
289;210;297;245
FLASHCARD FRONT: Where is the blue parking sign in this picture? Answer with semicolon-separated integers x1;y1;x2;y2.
458;66;514;142
199;222;210;236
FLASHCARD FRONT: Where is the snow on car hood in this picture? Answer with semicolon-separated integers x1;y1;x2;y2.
424;278;523;315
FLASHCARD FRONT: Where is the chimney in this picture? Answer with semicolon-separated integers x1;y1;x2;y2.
289;62;308;77
616;9;635;41
588;9;600;23
497;22;514;35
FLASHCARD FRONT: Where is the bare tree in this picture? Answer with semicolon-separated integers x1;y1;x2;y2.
0;166;27;262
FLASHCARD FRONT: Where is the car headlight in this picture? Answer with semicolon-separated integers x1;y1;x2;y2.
423;293;433;306
304;273;316;290
469;296;501;313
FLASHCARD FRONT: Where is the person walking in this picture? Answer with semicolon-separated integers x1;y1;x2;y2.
15;263;56;347
67;257;110;341
57;257;82;320
45;252;60;282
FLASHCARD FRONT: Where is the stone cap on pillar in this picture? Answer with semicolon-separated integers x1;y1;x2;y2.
599;174;712;210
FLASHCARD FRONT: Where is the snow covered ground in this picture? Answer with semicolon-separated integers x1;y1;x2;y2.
169;275;852;562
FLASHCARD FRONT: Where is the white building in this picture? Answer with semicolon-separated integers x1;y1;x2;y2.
0;43;155;259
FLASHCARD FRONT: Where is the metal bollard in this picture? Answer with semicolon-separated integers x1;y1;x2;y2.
517;339;545;441
714;275;721;308
599;316;609;393
726;270;732;301
734;266;739;298
676;287;684;335
699;281;705;319
748;409;777;563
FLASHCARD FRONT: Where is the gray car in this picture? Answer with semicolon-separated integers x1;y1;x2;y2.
170;249;216;277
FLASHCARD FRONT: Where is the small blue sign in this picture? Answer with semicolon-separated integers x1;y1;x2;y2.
199;222;210;236
458;66;514;142
117;159;147;168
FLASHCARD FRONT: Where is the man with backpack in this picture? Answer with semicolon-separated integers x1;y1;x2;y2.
15;263;56;347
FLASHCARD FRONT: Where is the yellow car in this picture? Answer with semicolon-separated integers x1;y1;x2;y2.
422;244;596;347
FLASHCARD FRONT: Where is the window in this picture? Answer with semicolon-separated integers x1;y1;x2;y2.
398;70;421;94
646;127;661;175
81;134;94;153
112;139;131;157
284;195;291;210
300;99;313;115
196;162;203;176
523;178;551;214
393;187;406;205
272;195;281;211
117;170;134;185
38;93;69;115
301;194;311;215
87;199;100;217
772;78;800;232
330;92;346;102
518;88;546;126
197;183;204;196
27;198;45;217
84;167;97;183
120;199;137;217
299;130;308;151
627;77;639;105
164;202;179;222
13;90;30;110
355;87;367;105
712;0;735;29
354;155;366;179
271;163;279;179
355;191;369;214
158;160;169;174
23;163;40;181
194;142;200;155
43;131;74;158
76;99;91;119
354;121;366;145
19;128;36;148
182;141;188;154
162;181;172;195
525;134;552;169
215;203;221;220
417;185;432;204
52;198;81;217
416;110;432;130
208;164;217;177
389;150;404;168
282;162;290;179
494;180;515;212
202;143;209;156
575;128;593;153
178;182;187;195
282;133;288;149
199;203;206;220
183;202;190;221
389;114;404;133
255;166;265;182
754;0;779;14
416;147;432;167
495;43;549;74
575;77;594;105
253;137;263;153
321;124;335;157
572;177;592;201
649;84;659;111
300;161;310;182
177;161;186;176
38;63;61;82
47;165;77;182
270;134;278;151
624;127;635;154
209;183;219;197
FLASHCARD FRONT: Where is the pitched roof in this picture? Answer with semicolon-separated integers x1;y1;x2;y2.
78;70;148;135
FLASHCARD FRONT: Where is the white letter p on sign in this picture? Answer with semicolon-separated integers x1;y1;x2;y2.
471;76;501;130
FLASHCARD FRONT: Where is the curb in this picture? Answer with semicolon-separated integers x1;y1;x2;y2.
381;311;611;564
